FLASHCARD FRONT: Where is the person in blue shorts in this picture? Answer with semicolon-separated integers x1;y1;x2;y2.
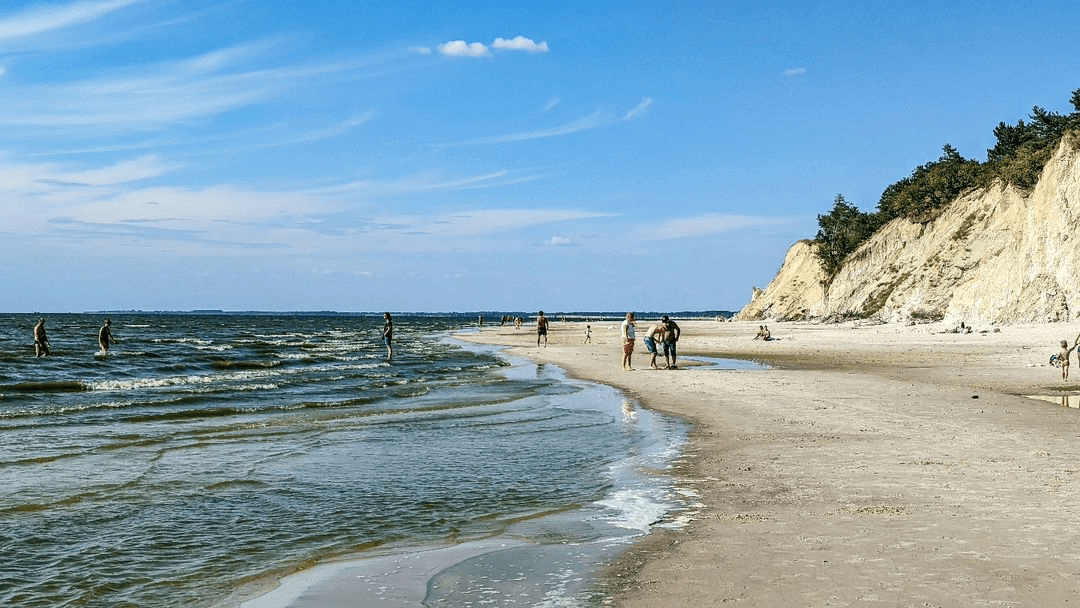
643;321;664;369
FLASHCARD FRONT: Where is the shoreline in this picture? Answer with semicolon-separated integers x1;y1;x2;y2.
226;338;690;608
460;318;1080;606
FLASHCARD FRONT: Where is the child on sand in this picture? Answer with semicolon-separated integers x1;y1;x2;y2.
1058;333;1080;380
583;324;592;344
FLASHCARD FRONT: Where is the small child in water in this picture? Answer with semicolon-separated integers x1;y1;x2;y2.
1059;334;1080;380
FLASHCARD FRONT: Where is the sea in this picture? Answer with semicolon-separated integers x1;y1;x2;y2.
0;313;695;608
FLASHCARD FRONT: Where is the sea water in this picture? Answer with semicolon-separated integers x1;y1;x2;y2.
0;314;689;607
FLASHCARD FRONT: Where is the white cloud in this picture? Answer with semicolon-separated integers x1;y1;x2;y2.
783;67;807;76
542;96;560;112
418;209;607;237
0;0;141;43
641;214;791;241
437;40;490;58
624;97;653;120
492;36;548;53
45;154;179;186
545;235;572;246
451;98;651;146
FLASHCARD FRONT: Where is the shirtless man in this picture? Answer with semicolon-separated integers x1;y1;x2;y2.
662;315;681;369
536;311;549;347
643;321;665;369
34;318;50;357
98;319;115;353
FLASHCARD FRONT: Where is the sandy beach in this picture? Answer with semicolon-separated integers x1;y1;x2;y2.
460;318;1080;606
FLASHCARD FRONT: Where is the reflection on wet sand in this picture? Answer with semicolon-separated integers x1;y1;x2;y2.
1026;394;1080;408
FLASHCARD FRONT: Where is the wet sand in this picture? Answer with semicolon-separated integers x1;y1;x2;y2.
462;318;1080;606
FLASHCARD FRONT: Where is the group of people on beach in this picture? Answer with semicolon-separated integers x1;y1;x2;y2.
32;318;114;358
621;312;681;371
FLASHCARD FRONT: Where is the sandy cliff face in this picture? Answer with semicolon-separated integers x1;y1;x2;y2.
737;138;1080;325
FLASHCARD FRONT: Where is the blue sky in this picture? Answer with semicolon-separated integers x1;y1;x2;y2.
2;0;1078;313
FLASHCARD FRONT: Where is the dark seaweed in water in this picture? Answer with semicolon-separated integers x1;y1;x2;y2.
0;313;686;608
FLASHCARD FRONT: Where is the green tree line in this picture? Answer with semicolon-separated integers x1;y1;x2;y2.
814;88;1080;281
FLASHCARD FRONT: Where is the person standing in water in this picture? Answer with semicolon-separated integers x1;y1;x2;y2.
34;318;50;357
98;318;115;353
382;312;394;361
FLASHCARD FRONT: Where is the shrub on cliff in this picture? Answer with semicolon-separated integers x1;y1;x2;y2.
876;144;983;223
812;87;1080;283
814;195;878;279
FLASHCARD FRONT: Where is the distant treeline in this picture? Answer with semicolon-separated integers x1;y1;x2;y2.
814;88;1080;280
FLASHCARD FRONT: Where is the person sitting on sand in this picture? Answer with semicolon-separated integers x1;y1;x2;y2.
753;325;772;341
1059;334;1080;380
643;322;664;369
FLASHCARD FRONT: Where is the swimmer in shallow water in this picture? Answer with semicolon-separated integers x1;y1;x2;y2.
34;318;50;357
99;319;114;353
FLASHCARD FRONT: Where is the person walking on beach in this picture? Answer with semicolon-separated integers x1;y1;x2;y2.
382;312;394;361
643;321;664;369
34;318;50;357
1058;333;1080;380
98;319;115;353
662;315;681;369
536;311;549;347
621;312;636;370
584;324;592;344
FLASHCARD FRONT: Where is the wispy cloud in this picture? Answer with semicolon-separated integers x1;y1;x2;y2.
640;214;793;241
783;67;807;76
624;97;653;120
40;154;179;186
313;169;541;196
411;208;609;238
449;98;651;146
251;112;377;149
0;0;141;44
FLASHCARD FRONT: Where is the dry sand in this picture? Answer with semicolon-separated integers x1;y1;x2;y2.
461;318;1080;607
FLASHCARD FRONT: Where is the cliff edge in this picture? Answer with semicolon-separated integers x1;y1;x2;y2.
737;138;1080;325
